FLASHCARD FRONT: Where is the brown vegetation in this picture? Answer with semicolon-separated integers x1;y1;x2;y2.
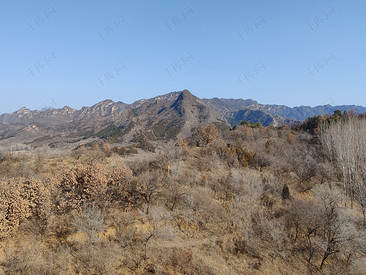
0;118;366;274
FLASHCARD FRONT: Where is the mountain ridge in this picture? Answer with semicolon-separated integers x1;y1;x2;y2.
0;90;365;148
3;93;365;118
3;93;364;123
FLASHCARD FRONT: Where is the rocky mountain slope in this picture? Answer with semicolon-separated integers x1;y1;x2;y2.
0;90;228;146
0;90;365;147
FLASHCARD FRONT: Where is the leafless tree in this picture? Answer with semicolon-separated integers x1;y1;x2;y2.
163;180;186;211
139;206;176;261
73;204;106;243
287;198;323;262
321;117;366;225
138;171;165;214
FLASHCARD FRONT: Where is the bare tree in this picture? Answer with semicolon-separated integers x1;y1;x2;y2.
138;171;165;214
139;206;176;261
314;185;365;270
287;198;323;262
73;204;106;243
321;117;366;225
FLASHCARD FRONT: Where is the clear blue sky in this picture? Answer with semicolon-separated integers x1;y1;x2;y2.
1;0;365;113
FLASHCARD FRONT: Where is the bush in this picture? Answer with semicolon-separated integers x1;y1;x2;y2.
0;178;51;238
57;163;133;213
282;184;290;201
216;144;256;167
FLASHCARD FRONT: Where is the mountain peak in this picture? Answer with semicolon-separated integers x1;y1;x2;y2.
15;107;31;114
174;89;200;105
94;99;114;106
179;89;194;99
59;106;76;114
18;107;30;111
62;106;73;110
169;90;215;121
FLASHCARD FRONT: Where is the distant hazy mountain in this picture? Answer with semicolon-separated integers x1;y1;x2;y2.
202;97;366;122
0;90;365;147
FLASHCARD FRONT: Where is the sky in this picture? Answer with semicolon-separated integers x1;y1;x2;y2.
0;0;365;114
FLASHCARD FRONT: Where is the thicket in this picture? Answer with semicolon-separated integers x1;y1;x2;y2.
0;120;365;274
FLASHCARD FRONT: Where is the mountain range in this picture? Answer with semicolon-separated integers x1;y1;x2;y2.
1;90;365;148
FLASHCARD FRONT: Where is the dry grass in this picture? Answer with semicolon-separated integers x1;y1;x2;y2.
0;125;365;274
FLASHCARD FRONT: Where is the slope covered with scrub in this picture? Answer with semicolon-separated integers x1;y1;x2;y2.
0;112;366;274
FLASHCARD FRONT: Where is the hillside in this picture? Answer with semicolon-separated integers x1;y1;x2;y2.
1;113;366;274
0;90;365;149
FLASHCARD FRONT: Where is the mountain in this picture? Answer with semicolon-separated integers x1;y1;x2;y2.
0;90;229;147
0;90;365;148
203;97;366;122
99;89;228;141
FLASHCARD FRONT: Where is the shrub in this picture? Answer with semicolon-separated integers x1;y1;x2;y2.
240;121;262;128
57;163;108;213
216;144;256;167
196;124;219;146
281;184;290;201
0;178;50;238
